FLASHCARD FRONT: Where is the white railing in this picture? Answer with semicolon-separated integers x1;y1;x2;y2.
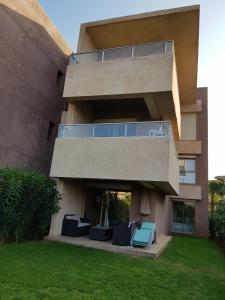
58;121;171;138
69;41;173;65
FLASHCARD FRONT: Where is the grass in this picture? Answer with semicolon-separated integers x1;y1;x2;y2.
0;237;224;300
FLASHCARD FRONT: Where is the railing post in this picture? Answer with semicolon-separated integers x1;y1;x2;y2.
125;124;128;136
164;42;167;54
131;46;134;59
102;50;105;62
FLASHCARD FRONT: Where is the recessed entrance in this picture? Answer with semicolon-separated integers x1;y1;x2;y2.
172;200;195;234
85;189;131;227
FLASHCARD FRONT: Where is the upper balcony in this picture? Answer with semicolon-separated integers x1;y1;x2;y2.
69;40;172;65
63;41;181;139
50;121;179;195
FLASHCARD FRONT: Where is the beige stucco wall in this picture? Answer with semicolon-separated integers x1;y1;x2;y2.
64;53;174;98
77;25;97;52
181;113;196;140
176;184;201;200
50;136;179;195
168;140;179;193
176;140;202;154
61;102;93;124
49;179;86;236
154;195;171;235
172;54;181;138
130;186;169;235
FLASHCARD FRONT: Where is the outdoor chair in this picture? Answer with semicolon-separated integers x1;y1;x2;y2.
112;221;139;246
131;222;156;247
61;214;91;237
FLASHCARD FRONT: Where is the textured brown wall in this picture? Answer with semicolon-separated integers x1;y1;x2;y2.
195;87;209;237
0;0;71;173
129;184;169;235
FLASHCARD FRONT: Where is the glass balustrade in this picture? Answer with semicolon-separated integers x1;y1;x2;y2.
69;41;173;65
58;121;171;138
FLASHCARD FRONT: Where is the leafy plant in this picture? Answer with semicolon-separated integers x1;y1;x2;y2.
0;168;60;244
209;200;225;242
208;180;225;212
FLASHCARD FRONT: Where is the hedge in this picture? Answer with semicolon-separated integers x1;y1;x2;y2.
209;200;225;245
0;168;60;244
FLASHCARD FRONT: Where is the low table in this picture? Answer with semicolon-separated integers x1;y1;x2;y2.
90;226;112;241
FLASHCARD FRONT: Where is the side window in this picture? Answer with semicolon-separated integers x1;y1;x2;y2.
64;101;69;111
56;70;63;87
179;159;196;184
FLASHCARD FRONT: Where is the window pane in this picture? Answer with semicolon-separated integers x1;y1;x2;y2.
185;159;195;171
179;159;196;184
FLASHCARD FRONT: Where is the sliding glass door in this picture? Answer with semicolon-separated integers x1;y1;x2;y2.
172;201;195;234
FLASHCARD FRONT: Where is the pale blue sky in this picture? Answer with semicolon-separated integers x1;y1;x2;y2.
39;0;225;179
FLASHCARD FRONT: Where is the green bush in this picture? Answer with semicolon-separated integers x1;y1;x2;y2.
0;168;60;244
209;200;225;242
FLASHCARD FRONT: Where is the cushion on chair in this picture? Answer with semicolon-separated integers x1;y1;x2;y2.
78;222;91;228
141;222;156;230
133;229;153;244
65;214;80;220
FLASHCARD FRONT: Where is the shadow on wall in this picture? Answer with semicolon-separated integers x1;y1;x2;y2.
0;2;71;174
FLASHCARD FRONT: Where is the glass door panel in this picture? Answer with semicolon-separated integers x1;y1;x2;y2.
172;201;195;233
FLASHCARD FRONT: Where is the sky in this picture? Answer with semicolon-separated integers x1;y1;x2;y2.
39;0;225;179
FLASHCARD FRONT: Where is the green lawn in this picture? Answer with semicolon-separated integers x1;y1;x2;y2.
0;237;224;300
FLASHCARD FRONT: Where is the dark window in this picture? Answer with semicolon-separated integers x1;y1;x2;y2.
47;122;55;140
56;70;63;87
64;101;69;111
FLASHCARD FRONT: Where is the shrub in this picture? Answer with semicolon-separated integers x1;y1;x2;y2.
209;200;225;243
0;168;60;244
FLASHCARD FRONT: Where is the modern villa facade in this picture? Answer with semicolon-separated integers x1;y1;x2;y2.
0;0;71;173
49;5;209;238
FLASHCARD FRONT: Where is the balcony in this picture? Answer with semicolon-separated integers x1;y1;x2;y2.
58;121;170;138
63;41;181;139
69;41;173;64
50;121;179;195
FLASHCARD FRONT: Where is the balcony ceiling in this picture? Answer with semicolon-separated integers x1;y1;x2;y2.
79;6;199;105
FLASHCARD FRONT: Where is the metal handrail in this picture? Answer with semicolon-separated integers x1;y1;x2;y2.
69;40;174;64
74;40;173;55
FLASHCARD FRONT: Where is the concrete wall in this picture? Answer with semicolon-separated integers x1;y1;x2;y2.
129;185;169;235
64;54;174;98
0;0;71;173
49;179;86;236
181;113;196;140
50;136;179;195
177;184;201;200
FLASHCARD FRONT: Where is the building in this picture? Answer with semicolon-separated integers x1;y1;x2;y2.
0;0;71;173
49;5;208;238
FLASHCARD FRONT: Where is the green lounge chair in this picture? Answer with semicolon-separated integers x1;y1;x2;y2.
131;222;156;247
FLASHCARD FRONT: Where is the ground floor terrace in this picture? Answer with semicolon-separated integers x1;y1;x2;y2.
46;235;172;258
48;178;207;257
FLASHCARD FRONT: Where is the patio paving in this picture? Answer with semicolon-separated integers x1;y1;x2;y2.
46;234;172;258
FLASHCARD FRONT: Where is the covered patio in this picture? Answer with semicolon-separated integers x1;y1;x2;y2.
46;234;172;258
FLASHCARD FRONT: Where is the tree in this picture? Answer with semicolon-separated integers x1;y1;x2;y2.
208;179;225;213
